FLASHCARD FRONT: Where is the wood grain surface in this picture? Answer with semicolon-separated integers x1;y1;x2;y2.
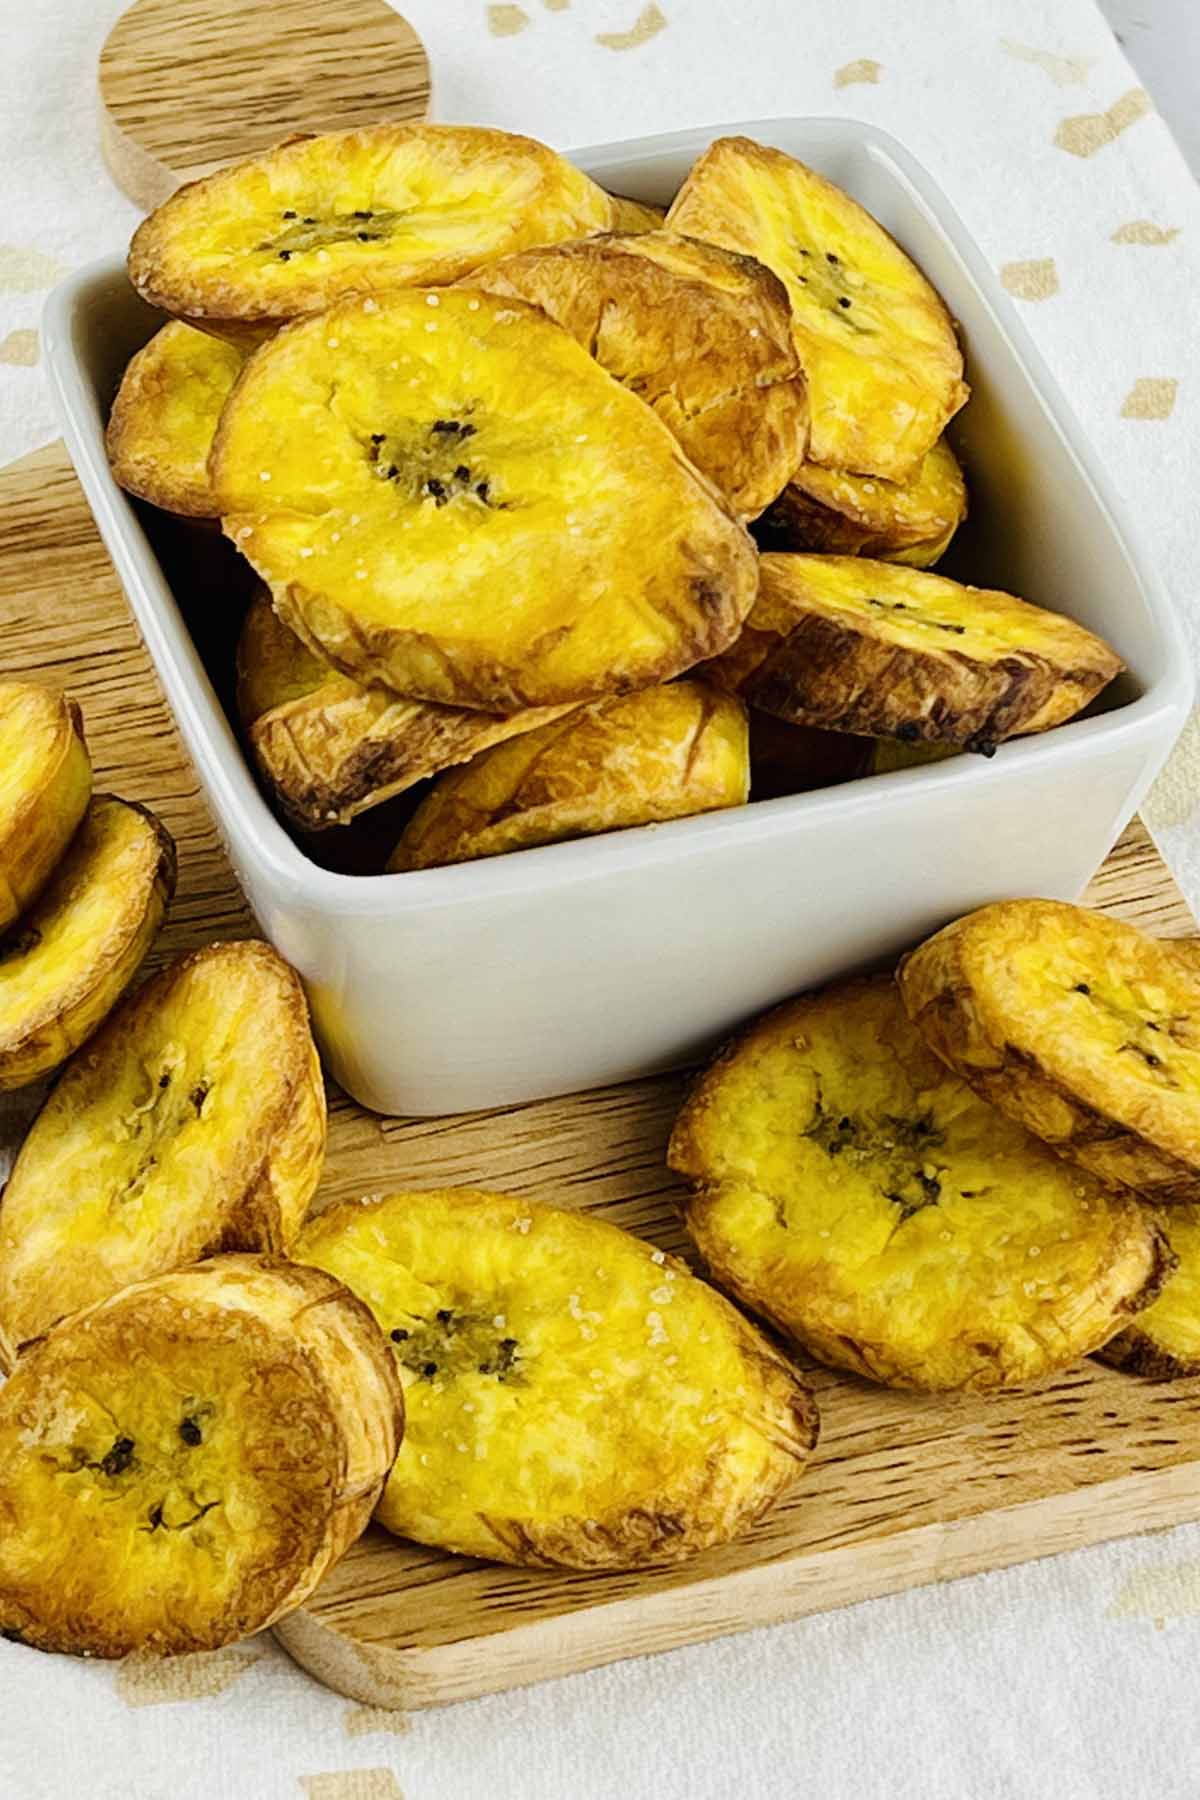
3;440;1199;1709
98;0;432;212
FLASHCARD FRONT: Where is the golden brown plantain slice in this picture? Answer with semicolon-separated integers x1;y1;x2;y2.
106;322;245;518
0;683;92;934
605;194;667;233
467;230;808;516
212;289;758;711
705;555;1122;752
388;680;748;870
0;796;175;1091
237;588;574;830
295;1189;816;1568
0;940;325;1363
667;137;968;480
759;436;966;566
0;1256;402;1657
128;124;615;337
1098;1205;1200;1377
899;900;1200;1205
669;976;1170;1391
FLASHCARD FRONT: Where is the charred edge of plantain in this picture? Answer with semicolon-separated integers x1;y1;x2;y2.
1094;1322;1200;1381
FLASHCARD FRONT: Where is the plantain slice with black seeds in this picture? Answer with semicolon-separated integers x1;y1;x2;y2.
667;137;968;480
0;1256;403;1657
128;124;615;340
669;976;1171;1392
0;796;174;1091
900;900;1200;1206
0;683;91;934
704;554;1122;753
106;322;245;518
294;1189;817;1568
758;435;966;567
1098;1205;1200;1377
211;288;758;712
0;941;325;1365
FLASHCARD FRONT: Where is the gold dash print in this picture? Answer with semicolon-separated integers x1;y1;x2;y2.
300;1774;405;1800
1000;259;1060;301
1121;378;1178;420
1000;40;1096;86
487;3;530;35
0;329;38;367
1055;88;1151;157
117;1646;262;1707
1112;221;1179;245
834;59;881;88
596;4;667;50
344;1706;411;1740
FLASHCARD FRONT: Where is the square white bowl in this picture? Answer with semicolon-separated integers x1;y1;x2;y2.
42;117;1192;1115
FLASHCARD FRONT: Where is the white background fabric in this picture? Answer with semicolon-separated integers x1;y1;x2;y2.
1;2;1199;1795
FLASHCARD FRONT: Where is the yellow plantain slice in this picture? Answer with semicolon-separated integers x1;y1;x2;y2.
106;321;245;518
237;588;574;830
388;681;748;870
669;977;1170;1391
0;940;325;1363
467;231;808;517
1099;1205;1200;1377
899;900;1200;1206
705;554;1122;753
759;436;966;567
294;1189;817;1568
0;1256;403;1657
128;124;615;338
667;137;968;480
0;683;92;934
0;796;175;1092
605;194;666;233
212;289;758;711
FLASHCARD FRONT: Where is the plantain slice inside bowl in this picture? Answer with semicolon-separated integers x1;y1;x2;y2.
0;795;175;1092
605;194;667;232
294;1189;817;1568
0;1256;403;1657
0;940;325;1363
0;683;92;934
128;124;615;337
667;136;968;481
106;321;245;518
211;289;758;711
388;680;748;871
1098;1205;1200;1378
237;588;575;830
705;554;1123;753
758;436;966;567
467;230;808;517
669;976;1171;1392
900;901;1200;1206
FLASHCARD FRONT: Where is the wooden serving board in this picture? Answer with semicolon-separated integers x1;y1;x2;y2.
4;440;1200;1708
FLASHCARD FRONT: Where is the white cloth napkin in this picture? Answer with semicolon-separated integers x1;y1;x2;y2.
2;2;1200;1796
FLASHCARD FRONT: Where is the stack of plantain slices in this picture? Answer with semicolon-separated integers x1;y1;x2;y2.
106;122;1127;870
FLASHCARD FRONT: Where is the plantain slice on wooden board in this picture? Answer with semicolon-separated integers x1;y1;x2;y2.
211;289;758;712
294;1189;817;1568
758;436;966;567
467;230;808;517
1098;1205;1200;1378
0;683;92;933
0;1256;403;1657
106;321;245;518
128;124;616;340
0;940;325;1364
669;976;1171;1392
388;681;749;871
900;900;1200;1206
0;795;175;1091
237;588;575;830
667;136;968;480
705;555;1123;753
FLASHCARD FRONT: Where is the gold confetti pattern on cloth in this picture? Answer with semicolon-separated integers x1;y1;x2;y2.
116;1646;263;1706
1121;377;1179;420
543;0;570;9
487;3;530;34
834;59;881;88
1144;708;1200;830
344;1707;411;1740
1055;88;1152;157
0;245;66;293
1000;258;1060;300
1110;1560;1200;1622
596;3;667;50
999;39;1096;86
300;1774;405;1800
1112;221;1180;245
0;330;38;367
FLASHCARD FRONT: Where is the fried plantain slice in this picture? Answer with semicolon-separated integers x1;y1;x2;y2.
900;900;1200;1206
388;680;748;870
669;977;1170;1391
106;322;245;518
467;230;808;516
0;941;325;1363
1097;1206;1200;1378
0;796;175;1091
705;555;1122;752
605;194;667;232
758;436;966;567
667;137;968;480
295;1189;816;1567
0;683;92;934
128;124;615;338
0;1256;403;1657
212;289;758;711
237;588;574;830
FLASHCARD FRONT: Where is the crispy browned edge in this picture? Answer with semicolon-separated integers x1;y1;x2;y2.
0;692;92;931
104;332;238;519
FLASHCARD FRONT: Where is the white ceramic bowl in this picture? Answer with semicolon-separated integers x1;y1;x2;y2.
43;117;1191;1116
